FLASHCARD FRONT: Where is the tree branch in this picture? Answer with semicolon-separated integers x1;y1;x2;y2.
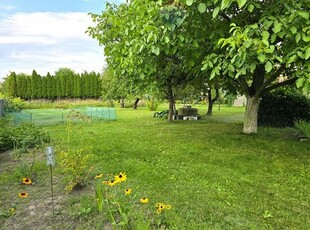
236;77;249;95
262;77;298;94
255;64;286;97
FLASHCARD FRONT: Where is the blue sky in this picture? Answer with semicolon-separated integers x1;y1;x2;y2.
0;0;122;81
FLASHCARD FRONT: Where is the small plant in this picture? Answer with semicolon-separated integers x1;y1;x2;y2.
146;98;159;111
94;172;172;229
11;122;51;158
57;148;93;193
294;120;310;139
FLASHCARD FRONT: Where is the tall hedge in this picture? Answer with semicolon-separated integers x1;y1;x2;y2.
2;69;102;100
258;89;310;127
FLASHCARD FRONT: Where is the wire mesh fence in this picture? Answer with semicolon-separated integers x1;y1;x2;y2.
10;107;116;125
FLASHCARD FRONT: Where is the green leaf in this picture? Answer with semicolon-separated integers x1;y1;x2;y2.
273;21;282;33
121;213;128;225
250;62;256;72
198;3;206;13
261;31;270;41
154;47;160;56
290;26;297;35
244;40;252;48
302;33;310;42
186;0;194;6
265;61;272;72
298;11;309;19
228;64;235;72
295;33;301;43
247;4;254;12
164;36;170;43
237;0;247;8
221;0;231;10
305;47;310;60
258;53;266;63
296;78;304;88
287;54;297;64
213;7;220;18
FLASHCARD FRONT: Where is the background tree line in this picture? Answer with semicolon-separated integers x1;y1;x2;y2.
2;68;102;100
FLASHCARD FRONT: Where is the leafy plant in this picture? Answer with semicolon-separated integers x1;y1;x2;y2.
11;122;51;158
94;172;172;229
294;120;310;139
57;148;93;193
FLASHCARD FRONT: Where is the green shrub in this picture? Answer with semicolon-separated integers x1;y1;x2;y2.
12;122;51;150
258;89;310;127
0;120;51;153
146;98;159;111
4;97;25;112
0;117;13;152
294;120;310;139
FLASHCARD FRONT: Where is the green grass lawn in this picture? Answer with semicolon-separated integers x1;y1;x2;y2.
1;105;309;229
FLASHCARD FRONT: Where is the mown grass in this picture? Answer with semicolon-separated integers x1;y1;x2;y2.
1;104;309;229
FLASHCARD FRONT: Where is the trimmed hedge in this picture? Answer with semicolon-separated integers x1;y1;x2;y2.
258;89;310;127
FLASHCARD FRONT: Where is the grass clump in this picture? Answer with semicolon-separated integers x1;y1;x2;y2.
294;120;310;139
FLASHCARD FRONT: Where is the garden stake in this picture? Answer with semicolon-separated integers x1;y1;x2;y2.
46;147;55;218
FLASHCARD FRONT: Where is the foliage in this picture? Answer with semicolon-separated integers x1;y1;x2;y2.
258;89;310;127
0;117;13;152
146;98;160;111
0;118;50;153
294;120;310;139
11;122;51;157
88;0;202;121
56;114;94;193
57;148;93;193
0;93;25;113
93;172;172;229
2;68;102;100
88;0;310;132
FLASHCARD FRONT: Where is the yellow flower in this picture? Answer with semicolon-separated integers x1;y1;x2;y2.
104;180;116;187
22;177;32;185
115;172;127;183
9;208;15;213
140;197;149;204
156;209;162;214
18;192;28;198
165;204;172;210
95;174;103;179
156;203;165;210
124;188;132;195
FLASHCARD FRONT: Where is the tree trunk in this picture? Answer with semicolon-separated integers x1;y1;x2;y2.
133;98;139;110
206;87;219;115
167;84;175;122
206;89;213;115
243;96;260;134
120;97;125;108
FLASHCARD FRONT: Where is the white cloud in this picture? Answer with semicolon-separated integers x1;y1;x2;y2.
0;12;105;80
0;12;94;44
0;5;16;11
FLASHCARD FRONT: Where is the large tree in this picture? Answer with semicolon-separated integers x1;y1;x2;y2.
89;0;310;132
196;0;310;133
88;1;202;121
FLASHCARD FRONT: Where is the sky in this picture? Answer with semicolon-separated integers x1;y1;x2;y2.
0;0;122;81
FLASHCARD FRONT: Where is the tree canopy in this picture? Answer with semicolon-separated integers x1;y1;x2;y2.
88;0;310;133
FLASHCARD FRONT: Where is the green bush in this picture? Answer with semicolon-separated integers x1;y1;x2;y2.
146;98;159;111
3;97;25;112
12;122;51;150
294;120;310;139
258;89;310;127
0;120;51;153
0;117;13;152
